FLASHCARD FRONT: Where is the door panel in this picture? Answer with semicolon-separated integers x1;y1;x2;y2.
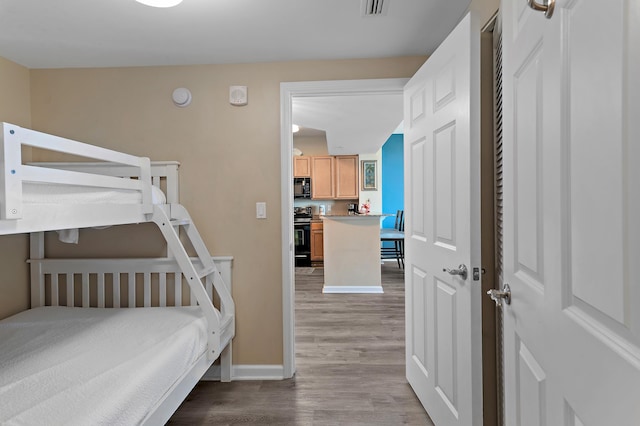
502;0;640;424
513;46;543;284
404;12;483;425
411;267;428;368
516;340;546;426
566;0;626;324
410;138;427;239
434;62;455;109
435;279;457;413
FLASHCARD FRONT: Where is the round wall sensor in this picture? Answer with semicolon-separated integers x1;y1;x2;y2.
172;88;192;107
229;85;248;106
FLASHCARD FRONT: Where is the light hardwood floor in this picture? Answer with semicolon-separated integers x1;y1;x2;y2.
169;262;433;425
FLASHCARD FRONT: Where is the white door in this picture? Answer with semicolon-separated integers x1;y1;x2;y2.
502;0;640;424
404;13;484;425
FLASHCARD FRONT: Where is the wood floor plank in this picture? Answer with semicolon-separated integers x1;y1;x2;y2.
169;262;433;425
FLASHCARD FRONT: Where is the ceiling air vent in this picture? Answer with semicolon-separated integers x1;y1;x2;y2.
361;0;389;17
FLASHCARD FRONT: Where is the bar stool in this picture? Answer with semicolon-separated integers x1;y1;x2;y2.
380;210;404;269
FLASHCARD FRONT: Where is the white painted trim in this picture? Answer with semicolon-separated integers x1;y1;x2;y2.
322;285;384;294
280;78;409;380
201;364;285;381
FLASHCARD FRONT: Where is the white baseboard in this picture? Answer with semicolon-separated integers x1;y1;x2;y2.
201;364;285;381
322;285;384;294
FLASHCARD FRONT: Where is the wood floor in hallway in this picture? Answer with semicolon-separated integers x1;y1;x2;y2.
168;262;433;425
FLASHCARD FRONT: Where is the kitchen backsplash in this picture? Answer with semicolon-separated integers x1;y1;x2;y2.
293;199;357;216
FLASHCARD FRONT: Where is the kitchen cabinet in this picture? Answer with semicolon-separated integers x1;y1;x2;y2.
311;156;335;199
310;221;324;263
293;156;311;177
310;155;358;200
334;155;359;199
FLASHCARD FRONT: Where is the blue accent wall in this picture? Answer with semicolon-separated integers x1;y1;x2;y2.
381;134;404;229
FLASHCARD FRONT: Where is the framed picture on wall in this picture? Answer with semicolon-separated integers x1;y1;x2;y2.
361;160;377;191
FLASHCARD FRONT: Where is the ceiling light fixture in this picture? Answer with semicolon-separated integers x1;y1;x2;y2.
136;0;183;8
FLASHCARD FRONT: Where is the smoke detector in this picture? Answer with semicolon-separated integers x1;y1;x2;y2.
172;88;192;107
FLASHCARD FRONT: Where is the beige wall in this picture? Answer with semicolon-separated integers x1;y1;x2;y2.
293;134;328;156
25;56;426;365
0;57;32;319
358;150;383;213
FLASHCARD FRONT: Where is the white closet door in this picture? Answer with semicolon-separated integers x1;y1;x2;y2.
502;0;640;424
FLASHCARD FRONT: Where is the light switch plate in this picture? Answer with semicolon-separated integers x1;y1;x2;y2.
256;202;266;219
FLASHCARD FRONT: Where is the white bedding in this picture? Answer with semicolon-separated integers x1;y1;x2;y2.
20;183;167;243
0;306;207;426
23;182;167;205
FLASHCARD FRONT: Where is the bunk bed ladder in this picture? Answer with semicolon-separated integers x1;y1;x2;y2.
152;204;235;379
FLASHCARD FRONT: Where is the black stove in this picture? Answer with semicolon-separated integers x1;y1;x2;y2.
294;207;312;222
294;207;312;266
294;214;312;224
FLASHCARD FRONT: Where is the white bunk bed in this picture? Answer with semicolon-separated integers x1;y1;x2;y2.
0;122;235;425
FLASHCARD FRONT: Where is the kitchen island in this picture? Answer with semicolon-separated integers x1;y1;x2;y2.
321;214;386;293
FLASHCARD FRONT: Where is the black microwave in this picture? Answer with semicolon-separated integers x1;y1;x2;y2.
294;178;311;199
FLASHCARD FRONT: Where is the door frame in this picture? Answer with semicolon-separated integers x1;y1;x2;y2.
280;78;409;378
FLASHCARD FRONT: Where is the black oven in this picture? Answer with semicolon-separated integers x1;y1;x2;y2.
294;207;312;266
294;221;311;267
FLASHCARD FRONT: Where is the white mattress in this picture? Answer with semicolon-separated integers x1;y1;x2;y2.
0;306;207;425
22;182;167;205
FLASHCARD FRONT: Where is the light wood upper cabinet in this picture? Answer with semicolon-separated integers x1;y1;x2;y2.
311;156;335;199
293;156;311;177
309;154;359;200
334;155;359;199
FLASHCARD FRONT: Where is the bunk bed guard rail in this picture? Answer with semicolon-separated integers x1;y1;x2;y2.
0;122;153;220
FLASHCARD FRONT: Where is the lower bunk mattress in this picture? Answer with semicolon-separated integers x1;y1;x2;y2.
0;306;207;425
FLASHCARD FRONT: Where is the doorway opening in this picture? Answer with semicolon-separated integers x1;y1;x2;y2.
280;79;409;377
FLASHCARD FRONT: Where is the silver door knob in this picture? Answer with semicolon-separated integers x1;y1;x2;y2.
487;283;511;306
527;0;555;19
443;264;468;280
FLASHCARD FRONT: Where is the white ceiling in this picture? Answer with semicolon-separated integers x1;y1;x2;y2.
0;0;471;69
293;94;403;155
0;0;471;154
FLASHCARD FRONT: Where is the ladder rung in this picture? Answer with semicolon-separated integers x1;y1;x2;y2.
198;265;216;279
170;218;191;226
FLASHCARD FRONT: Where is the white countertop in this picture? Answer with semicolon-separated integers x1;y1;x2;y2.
320;213;390;219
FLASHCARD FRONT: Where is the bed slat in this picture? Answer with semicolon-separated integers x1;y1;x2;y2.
175;274;182;307
52;274;59;307
144;273;151;307
190;286;197;306
128;273;135;308
113;274;121;308
97;273;105;308
66;273;74;307
159;273;167;307
82;273;90;308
